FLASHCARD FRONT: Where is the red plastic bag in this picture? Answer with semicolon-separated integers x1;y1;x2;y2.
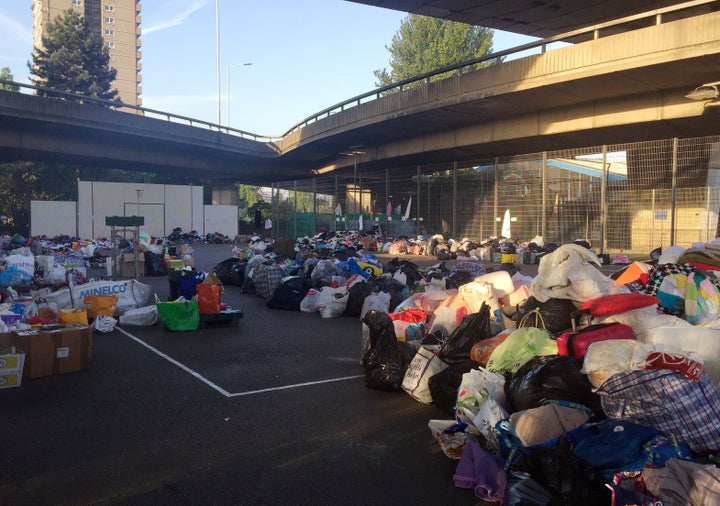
196;283;222;314
389;308;427;324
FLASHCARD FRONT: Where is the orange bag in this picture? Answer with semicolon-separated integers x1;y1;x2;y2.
196;283;222;314
58;307;89;326
470;330;511;367
83;295;118;319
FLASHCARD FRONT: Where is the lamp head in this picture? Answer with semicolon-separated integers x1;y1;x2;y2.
686;82;720;101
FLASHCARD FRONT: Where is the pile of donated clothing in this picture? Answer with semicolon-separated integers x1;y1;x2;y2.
249;239;720;505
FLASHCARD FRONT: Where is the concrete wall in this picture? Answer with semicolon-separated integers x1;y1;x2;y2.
31;181;238;239
30;200;77;237
204;205;239;238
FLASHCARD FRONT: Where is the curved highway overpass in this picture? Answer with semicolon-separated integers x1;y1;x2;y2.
1;3;720;183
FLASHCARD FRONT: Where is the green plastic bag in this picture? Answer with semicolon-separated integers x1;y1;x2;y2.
156;300;200;331
486;327;558;374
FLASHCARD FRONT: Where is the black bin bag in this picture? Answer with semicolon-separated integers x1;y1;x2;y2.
213;258;242;285
438;303;492;365
361;310;414;391
517;296;576;335
428;360;477;413
505;355;601;414
506;441;610;506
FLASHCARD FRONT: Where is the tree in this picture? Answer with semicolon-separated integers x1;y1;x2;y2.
0;161;77;235
29;8;118;101
374;15;495;89
0;67;20;91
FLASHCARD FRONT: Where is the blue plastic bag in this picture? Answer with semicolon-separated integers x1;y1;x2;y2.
0;265;34;287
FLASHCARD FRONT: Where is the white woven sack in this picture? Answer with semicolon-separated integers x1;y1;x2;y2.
401;345;448;404
119;304;159;326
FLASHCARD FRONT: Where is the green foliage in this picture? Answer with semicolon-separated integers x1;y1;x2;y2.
29;9;118;101
374;14;495;89
238;184;266;222
0;67;19;91
0;161;77;234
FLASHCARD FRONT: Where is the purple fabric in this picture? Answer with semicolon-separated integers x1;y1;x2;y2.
453;439;507;502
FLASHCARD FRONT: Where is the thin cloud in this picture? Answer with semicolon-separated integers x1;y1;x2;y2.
142;91;217;116
0;12;33;42
143;1;209;35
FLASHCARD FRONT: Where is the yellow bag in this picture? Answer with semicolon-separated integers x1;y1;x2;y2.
83;295;118;319
58;307;89;326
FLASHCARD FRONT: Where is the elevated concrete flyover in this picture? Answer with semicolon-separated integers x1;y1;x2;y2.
1;3;720;183
347;0;719;39
280;8;720;176
0;90;285;183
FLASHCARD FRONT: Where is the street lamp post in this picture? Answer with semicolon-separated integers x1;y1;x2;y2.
215;0;221;125
227;63;252;127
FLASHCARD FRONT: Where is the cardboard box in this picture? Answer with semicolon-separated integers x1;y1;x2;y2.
0;344;25;389
14;326;92;379
167;259;184;270
121;253;145;278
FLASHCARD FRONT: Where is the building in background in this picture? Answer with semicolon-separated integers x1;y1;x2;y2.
31;0;142;106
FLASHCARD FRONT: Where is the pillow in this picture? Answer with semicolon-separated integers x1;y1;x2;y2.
579;293;660;317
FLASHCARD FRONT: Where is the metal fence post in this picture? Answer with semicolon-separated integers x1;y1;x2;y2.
270;182;276;238
416;165;421;236
601;145;608;254
670;137;678;245
651;189;656;248
493;157;499;237
293;180;298;239
385;168;389;237
706;186;712;242
312;177;317;235
359;173;363;231
452;162;457;238
541;152;547;238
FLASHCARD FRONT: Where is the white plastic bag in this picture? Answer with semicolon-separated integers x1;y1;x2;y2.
455;367;508;423
92;314;118;333
471;397;509;453
119;304;159;326
455;367;509;454
317;286;348;318
300;288;321;313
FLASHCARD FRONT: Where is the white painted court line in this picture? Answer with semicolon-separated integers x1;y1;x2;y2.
116;327;363;398
226;375;365;397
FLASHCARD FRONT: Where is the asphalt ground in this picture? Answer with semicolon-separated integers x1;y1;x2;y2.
1;245;473;506
1;244;626;505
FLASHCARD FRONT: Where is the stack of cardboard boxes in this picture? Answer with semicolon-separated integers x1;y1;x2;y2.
0;325;92;388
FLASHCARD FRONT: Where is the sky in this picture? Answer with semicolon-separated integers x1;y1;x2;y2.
0;0;538;136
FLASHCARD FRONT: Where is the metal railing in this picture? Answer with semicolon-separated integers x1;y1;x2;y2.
0;80;280;143
276;0;719;137
3;0;715;145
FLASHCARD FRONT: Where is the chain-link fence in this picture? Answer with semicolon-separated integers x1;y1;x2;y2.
267;134;720;257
